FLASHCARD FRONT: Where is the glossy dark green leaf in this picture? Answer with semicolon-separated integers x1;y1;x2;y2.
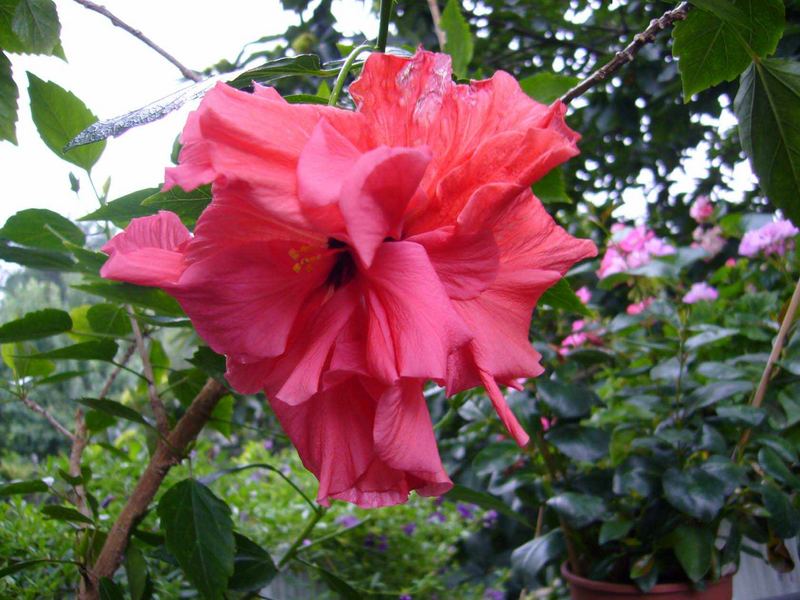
613;456;660;498
663;467;726;522
0;51;17;143
87;304;132;336
74;281;183;317
756;435;798;463
157;479;235;600
228;533;278;592
0;208;84;250
536;379;598;419
79;187;160;226
672;0;784;99
687;380;753;411
520;72;579;104
673;524;712;582
0;479;48;495
27;339;118;362
599;517;633;544
440;0;473;78
759;448;800;490
27;72;105;171
76;398;152;428
685;326;738;351
140;185;211;224
716;405;766;426
472;439;519;476
445;484;530;527
762;483;800;537
546;492;606;528
510;529;565;586
41;504;94;524
539;278;592;316
11;0;59;54
0;308;71;342
697;424;726;454
545;424;609;462
700;456;746;496
735;59;800;223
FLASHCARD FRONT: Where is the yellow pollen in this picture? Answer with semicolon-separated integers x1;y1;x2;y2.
289;246;322;274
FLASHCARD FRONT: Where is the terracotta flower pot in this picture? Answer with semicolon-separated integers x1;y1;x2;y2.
560;563;733;600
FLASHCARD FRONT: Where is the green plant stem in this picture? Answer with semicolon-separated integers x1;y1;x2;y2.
376;0;393;53
278;507;326;568
328;43;372;106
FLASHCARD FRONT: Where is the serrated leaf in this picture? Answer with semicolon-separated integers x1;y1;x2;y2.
26;339;118;362
440;0;473;78
536;379;599;419
77;398;152;428
73;281;183;317
140;185;211;224
532;167;571;205
12;0;59;54
688;0;752;30
157;479;235;600
228;533;278;592
674;524;712;582
0;308;71;342
27;72;105;170
735;59;800;224
86;303;132;336
0;51;17;143
0;479;48;495
539;278;592;316
672;0;784;99
41;504;94;524
79;187;160;226
0;207;85;250
519;72;579;104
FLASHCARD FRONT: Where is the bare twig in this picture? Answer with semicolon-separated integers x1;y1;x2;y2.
71;0;201;82
99;343;136;400
560;2;690;104
735;275;800;456
127;308;170;435
426;0;446;50
21;396;75;441
82;378;227;599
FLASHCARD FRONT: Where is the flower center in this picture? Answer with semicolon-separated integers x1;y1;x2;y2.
326;238;357;289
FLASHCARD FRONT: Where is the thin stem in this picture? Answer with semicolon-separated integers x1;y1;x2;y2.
560;2;691;104
71;0;201;82
127;307;170;436
21;395;75;441
735;274;800;457
376;0;393;53
426;0;446;50
328;44;372;106
278;508;327;568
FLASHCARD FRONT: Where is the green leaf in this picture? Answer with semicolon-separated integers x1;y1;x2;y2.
98;578;125;600
545;424;610;462
0;242;77;271
716;404;766;426
672;0;784;100
0;208;85;250
79;187;160;226
27;72;105;171
759;448;800;490
0;558;54;578
673;524;713;582
663;467;726;522
613;455;660;498
283;93;329;105
734;59;800;223
700;456;747;496
2;341;54;378
688;0;753;30
208;395;234;438
228;533;278;592
11;0;59;54
762;483;800;537
0;308;71;342
539;278;592;316
0;51;17;143
73;281;184;317
445;484;531;528
599;517;633;544
188;346;227;380
510;529;565;586
140;185;211;225
687;380;753;411
228;54;333;89
519;72;579;104
157;479;235;600
77;398;152;428
41;504;94;524
26;339;118;362
303;560;361;599
547;492;606;528
124;545;151;600
532;167;571;205
536;379;599;419
0;479;48;495
87;304;132;337
685;326;739;351
440;0;473;78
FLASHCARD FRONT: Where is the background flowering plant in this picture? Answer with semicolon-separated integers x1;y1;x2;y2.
1;1;799;599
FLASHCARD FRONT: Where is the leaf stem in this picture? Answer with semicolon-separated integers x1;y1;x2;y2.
278;507;327;568
328;44;373;106
376;0;393;53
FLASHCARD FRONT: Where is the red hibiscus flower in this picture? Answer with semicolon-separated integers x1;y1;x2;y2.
101;49;596;507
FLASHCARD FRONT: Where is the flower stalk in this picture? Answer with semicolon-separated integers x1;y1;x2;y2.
376;0;393;53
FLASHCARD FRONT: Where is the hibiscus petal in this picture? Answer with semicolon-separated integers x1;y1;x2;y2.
100;211;190;286
479;369;530;447
339;145;431;267
365;240;471;383
175;240;333;359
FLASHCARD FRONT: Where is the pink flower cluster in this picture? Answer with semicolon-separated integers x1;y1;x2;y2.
597;224;675;279
558;319;602;356
682;282;718;304
626;297;655;315
739;219;799;258
690;195;714;223
692;225;725;258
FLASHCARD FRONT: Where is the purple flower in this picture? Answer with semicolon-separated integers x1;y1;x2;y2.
482;509;499;527
400;596;413;600
302;538;312;547
336;515;360;528
739;219;799;257
402;522;417;536
484;589;505;600
263;439;274;451
456;502;476;520
682;282;718;304
428;511;447;524
378;535;389;552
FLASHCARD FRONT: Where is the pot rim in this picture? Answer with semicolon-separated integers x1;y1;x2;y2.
560;562;733;594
